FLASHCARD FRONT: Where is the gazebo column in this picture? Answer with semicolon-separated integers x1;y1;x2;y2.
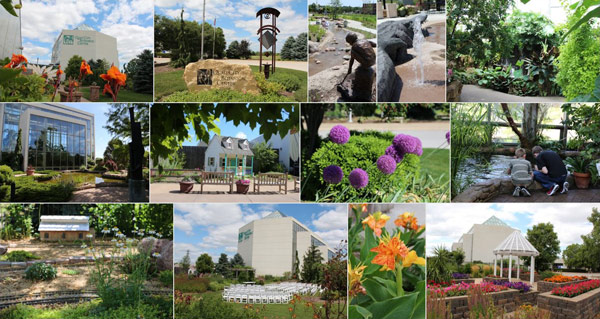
530;256;535;285
517;257;520;280
500;256;503;277
508;255;512;281
493;255;497;276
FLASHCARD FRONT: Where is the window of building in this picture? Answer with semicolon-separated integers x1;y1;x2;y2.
240;141;249;150
79;233;83;239
44;233;48;239
208;157;215;166
220;157;226;167
62;233;66;239
311;236;325;247
27;115;87;170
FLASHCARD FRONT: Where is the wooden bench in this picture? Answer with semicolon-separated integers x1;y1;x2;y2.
253;173;288;194
199;171;234;194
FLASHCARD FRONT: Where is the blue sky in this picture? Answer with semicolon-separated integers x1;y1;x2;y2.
20;0;153;68
181;107;290;146
173;203;346;263
155;0;308;53
426;203;597;256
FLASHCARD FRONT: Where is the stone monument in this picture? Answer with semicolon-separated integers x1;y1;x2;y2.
337;32;376;102
183;59;259;94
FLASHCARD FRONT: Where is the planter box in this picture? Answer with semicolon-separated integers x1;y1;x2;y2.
538;287;600;319
446;289;519;319
483;277;508;283
538;279;589;293
518;290;538;305
520;273;539;282
454;279;475;284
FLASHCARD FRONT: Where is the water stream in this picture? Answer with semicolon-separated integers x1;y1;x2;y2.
412;19;425;86
309;20;351;76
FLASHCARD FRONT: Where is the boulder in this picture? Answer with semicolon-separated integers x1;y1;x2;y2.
138;237;172;271
308;41;319;53
158;241;173;272
138;237;157;254
0;245;7;255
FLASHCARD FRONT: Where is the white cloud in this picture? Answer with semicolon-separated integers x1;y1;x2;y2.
235;132;248;139
22;43;50;62
99;23;153;66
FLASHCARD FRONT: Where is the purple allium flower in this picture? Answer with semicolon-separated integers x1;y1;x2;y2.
329;125;350;144
413;137;423;156
323;165;344;184
446;131;450;144
377;155;396;175
348;168;369;189
393;134;418;154
385;145;404;163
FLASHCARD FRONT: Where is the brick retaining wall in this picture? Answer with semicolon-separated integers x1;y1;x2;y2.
483;277;508;283
538;288;600;319
537;279;589;293
446;289;519;319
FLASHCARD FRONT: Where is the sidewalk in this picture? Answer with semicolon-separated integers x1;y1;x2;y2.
490;188;600;202
461;85;565;102
150;181;300;203
345;19;376;35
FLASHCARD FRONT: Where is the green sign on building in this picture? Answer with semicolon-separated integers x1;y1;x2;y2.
238;229;253;242
63;35;74;45
63;35;95;46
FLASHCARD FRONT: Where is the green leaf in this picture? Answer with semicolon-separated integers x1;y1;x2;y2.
0;0;17;17
349;305;373;319
363;278;394;302
360;224;375;261
0;68;21;84
366;293;419;319
412;281;426;319
372;276;398;297
562;6;600;40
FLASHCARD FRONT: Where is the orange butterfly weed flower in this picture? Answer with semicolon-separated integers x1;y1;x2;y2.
80;61;93;76
362;211;389;237
394;212;422;231
370;233;409;271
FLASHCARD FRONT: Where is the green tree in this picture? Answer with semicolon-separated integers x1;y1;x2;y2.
64;55;84;80
12;128;22;171
280;36;296;60
196;253;214;274
104;104;149;146
238;40;252;59
293;250;300;279
82;58;109;86
523;223;560;271
180;250;191;274
230;253;245;267
293;33;308;61
301;244;323;283
104;138;129;170
329;0;341;19
452;247;465;266
563;243;586;270
580;208;600;272
125;49;153;94
226;41;240;59
252;142;279;173
215;253;230;277
172;8;192;68
427;246;453;283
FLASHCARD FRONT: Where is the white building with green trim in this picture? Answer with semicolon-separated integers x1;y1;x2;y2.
50;24;119;67
204;135;254;176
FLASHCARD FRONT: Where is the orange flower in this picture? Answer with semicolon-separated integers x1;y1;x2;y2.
370;234;409;271
4;54;27;71
288;307;293;312
394;212;422;231
100;65;127;86
80;61;93;75
362;212;389;237
56;66;63;77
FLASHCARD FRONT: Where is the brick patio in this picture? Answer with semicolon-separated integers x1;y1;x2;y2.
150;181;300;203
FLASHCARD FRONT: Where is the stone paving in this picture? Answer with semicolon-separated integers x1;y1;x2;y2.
460;84;565;102
69;186;149;202
490;188;600;202
150;181;299;203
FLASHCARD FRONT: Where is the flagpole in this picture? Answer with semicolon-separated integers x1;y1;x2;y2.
213;18;216;58
201;0;206;60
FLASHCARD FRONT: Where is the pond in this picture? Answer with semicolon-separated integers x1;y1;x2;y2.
40;172;125;186
456;155;514;189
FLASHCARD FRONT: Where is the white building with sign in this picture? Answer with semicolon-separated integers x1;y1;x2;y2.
51;24;118;67
451;216;518;263
237;211;334;276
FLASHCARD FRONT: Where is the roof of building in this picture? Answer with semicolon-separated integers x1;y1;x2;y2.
482;216;509;226
74;24;96;31
263;211;287;219
493;230;539;257
39;215;90;232
213;136;254;156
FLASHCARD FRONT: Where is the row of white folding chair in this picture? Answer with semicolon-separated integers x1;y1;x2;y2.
222;292;291;304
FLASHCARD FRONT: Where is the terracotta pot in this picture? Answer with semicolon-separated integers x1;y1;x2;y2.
26;168;35;176
573;172;591;189
179;181;194;193
236;184;249;194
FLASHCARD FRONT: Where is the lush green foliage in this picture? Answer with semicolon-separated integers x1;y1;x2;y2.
0;72;46;102
162;87;294;102
302;132;420;202
0;204;34;239
225;40;252;60
309;24;326;42
154;14;226;60
196;253;214;274
87;204;173;238
119;253;158;276
175;292;260;319
82;58;109;86
427;246;454;284
124;49;153;94
504;10;560;60
25;262;57;281
2;250;40;262
159;270;173;287
14;176;74;202
64;55;84;79
523;223;560;271
348;205;425;319
268;71;302;92
251;142;282;174
339;13;376;29
556;14;600;100
180;250;191;274
174;274;210;293
562;104;600;151
563;208;600;272
103;104;150;149
301;244;323;283
280;33;308;61
0;165;14;201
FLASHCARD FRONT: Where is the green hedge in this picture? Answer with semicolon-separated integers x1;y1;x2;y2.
25;263;57;281
14;176;74;202
1;250;40;262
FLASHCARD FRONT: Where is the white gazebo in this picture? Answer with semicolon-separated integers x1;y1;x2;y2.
492;230;539;285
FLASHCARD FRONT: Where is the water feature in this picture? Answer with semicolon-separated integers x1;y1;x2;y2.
412;18;425;86
40;172;125;186
456;155;515;190
309;20;350;76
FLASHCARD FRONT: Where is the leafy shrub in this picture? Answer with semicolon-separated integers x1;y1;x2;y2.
208;281;224;291
0;74;47;102
539;270;557;280
118;253;157;276
104;160;119;172
504;10;560;60
2;250;40;262
175;293;260;319
14;176;74;202
33;171;60;182
556;14;600;100
174;274;209;293
159;270;173;287
25;263;57;281
0;165;14;201
268;72;301;92
162;88;294;102
302;133;420;201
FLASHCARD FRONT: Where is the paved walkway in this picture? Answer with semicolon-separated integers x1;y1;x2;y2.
150;181;300;203
318;121;450;149
345;19;376;35
490;188;600;202
460;85;565;102
154;58;307;72
70;187;148;202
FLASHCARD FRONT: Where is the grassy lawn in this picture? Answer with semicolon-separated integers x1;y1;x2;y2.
78;87;153;102
155;66;307;102
339;13;376;29
421;148;450;184
346;27;375;39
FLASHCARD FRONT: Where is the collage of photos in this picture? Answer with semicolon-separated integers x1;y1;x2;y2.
0;0;600;318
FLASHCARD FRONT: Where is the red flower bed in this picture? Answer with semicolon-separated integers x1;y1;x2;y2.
551;279;600;298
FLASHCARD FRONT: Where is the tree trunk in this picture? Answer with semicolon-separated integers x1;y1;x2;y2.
302;105;326;160
522;104;539;147
500;103;533;150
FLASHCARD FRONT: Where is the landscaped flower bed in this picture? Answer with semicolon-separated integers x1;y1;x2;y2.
494;281;532;293
543;275;587;283
538;276;590;293
538;281;600;319
452;272;469;279
427;281;508;297
440;288;520;319
551;280;600;298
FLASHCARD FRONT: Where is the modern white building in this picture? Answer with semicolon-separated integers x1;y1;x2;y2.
237;211;334;276
0;103;95;170
204;135;254;176
0;0;22;59
451;216;518;263
51;24;118;67
251;130;300;173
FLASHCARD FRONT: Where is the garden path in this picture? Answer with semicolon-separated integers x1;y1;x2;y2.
345;19;376;37
490;188;600;202
150;181;299;203
153;58;308;72
460;85;565;102
69;187;148;202
318;121;449;149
